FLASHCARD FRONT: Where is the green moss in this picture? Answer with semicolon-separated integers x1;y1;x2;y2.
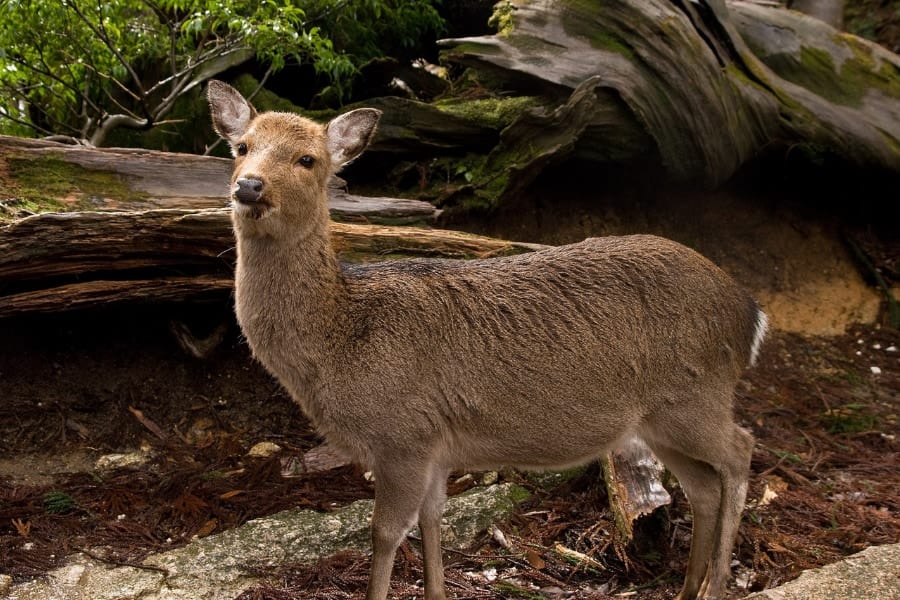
521;466;589;490
0;197;66;223
506;483;531;505
590;31;636;59
434;96;540;131
44;491;77;514
821;403;878;434
507;33;565;56
488;0;516;37
200;470;227;481
560;1;636;59
441;40;503;60
5;154;145;216
491;582;544;599
761;40;900;108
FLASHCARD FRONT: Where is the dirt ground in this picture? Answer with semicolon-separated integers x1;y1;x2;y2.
2;155;899;598
0;295;898;599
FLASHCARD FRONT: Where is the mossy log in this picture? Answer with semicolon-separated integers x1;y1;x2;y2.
440;0;900;199
365;96;500;154
0;208;541;317
0;135;437;223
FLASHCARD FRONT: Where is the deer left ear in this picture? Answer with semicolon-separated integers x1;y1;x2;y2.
325;108;381;168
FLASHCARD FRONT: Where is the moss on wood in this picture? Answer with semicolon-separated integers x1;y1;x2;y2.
433;96;541;131
488;0;516;37
2;154;145;221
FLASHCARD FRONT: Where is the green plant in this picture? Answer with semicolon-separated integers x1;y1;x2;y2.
0;0;444;145
43;491;77;514
772;449;803;465
491;582;544;599
821;403;877;434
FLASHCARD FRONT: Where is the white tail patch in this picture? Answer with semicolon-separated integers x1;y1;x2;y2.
749;310;768;367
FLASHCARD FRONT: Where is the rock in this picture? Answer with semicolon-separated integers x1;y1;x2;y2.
480;471;499;486
246;441;282;458
7;483;528;600
744;543;900;600
94;451;150;471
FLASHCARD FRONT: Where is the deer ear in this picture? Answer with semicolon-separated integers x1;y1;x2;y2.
207;80;257;146
325;108;381;168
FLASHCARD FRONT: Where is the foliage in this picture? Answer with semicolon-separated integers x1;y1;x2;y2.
0;0;444;146
304;0;445;101
43;491;78;514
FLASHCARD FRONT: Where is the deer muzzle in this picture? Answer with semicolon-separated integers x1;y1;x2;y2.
234;177;264;204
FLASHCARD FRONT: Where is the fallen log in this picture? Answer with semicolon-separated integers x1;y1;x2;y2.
0;135;438;224
0;208;541;317
601;438;671;540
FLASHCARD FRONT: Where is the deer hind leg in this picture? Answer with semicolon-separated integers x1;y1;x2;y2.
646;443;721;600
642;401;754;600
698;425;753;599
366;460;436;600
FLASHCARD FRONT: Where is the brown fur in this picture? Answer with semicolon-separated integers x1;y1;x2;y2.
208;80;766;600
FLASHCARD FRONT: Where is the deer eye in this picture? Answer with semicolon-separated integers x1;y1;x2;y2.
298;155;315;169
235;142;248;156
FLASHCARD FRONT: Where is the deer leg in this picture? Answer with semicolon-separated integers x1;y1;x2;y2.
641;395;754;600
365;461;433;600
419;466;449;600
698;426;753;599
646;443;721;600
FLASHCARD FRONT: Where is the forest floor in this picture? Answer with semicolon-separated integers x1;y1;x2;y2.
0;307;898;599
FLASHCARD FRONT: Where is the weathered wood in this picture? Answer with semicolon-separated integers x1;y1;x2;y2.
787;0;845;29
328;179;441;225
0;208;541;317
439;0;900;195
0;135;439;222
601;439;672;540
366;96;499;154
280;443;353;477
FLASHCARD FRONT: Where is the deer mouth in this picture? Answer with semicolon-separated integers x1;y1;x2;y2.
232;200;274;220
230;190;274;220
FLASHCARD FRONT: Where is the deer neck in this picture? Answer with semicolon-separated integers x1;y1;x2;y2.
233;214;346;417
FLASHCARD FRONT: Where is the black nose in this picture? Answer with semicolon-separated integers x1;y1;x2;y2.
234;178;264;204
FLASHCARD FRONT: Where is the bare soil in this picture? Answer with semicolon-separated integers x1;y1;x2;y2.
0;296;898;599
2;155;898;598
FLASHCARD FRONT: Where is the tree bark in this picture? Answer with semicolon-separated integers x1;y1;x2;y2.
0;133;545;317
788;0;845;30
439;0;899;199
0;135;439;221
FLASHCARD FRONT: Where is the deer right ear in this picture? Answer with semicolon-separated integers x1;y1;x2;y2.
207;80;257;148
325;108;382;169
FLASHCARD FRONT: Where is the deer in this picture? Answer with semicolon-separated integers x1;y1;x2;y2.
207;79;767;600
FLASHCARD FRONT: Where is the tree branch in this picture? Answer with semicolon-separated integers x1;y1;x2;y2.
67;1;148;105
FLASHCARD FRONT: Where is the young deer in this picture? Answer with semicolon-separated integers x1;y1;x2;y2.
207;80;767;600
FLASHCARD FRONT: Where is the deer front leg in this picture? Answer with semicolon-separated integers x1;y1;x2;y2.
419;466;450;600
365;460;434;600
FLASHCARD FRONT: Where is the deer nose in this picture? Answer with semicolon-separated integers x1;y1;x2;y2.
234;177;264;204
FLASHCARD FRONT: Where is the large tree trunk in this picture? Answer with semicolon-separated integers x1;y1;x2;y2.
788;0;845;29
438;0;899;205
